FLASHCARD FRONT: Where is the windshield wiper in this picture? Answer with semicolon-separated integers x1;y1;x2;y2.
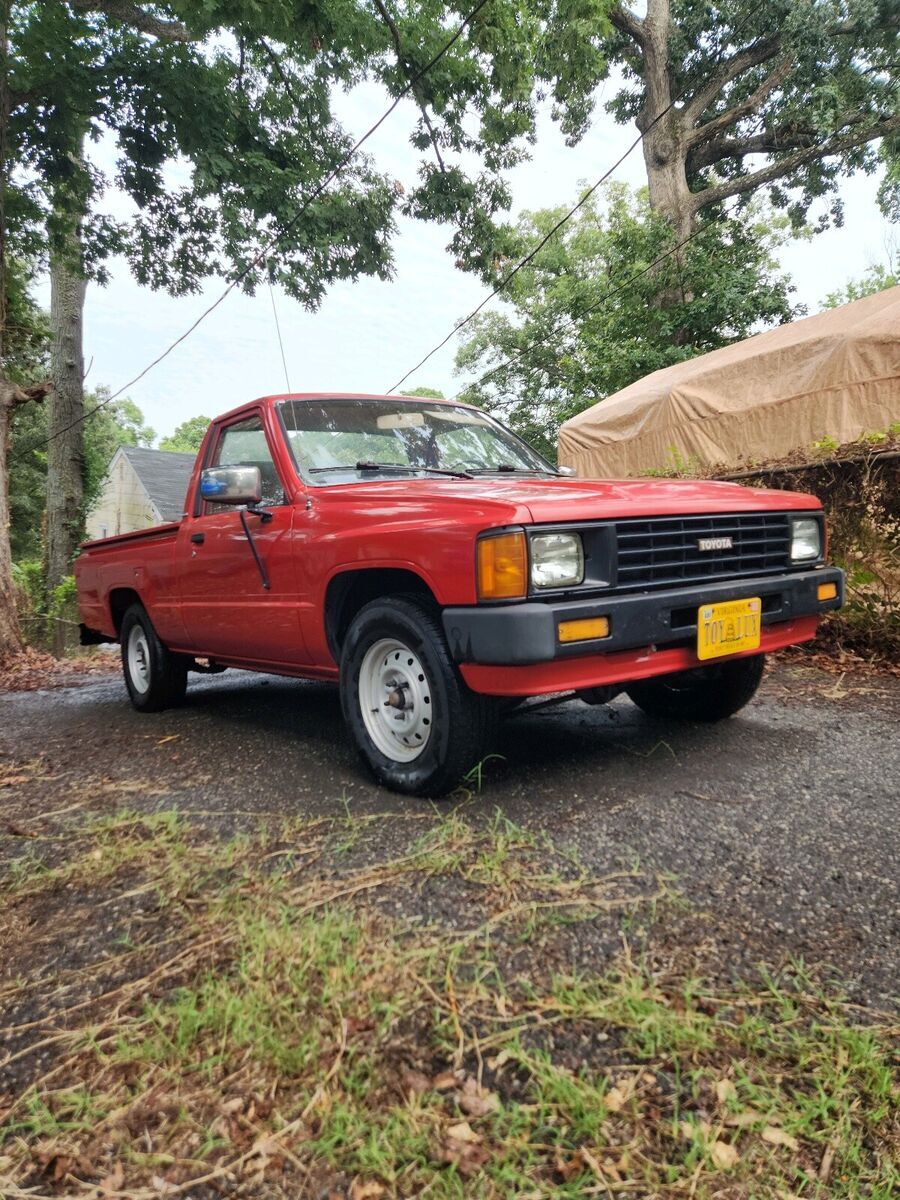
353;461;474;480
466;464;551;475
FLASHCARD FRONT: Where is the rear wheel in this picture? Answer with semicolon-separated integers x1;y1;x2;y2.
120;604;188;713
340;596;498;797
625;653;765;722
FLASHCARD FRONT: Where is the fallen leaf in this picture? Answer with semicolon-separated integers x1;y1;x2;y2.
762;1126;799;1151
99;1161;125;1193
446;1121;481;1144
457;1076;500;1117
604;1085;627;1112
715;1078;737;1105
401;1067;431;1096
350;1182;385;1200
554;1149;586;1182
439;1139;490;1178
711;1140;739;1170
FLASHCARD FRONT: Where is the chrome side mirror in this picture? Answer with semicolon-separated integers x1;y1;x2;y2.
199;465;262;506
556;464;576;477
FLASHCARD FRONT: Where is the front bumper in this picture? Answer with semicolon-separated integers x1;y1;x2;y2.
442;566;844;666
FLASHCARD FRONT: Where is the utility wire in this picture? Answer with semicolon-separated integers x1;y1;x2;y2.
385;14;758;395
13;0;493;461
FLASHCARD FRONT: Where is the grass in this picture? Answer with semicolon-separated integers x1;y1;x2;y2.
1;807;897;1199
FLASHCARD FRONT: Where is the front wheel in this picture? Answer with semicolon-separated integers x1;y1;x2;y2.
340;597;498;797
120;604;188;713
625;653;766;722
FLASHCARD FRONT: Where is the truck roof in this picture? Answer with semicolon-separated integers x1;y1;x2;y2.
216;392;468;426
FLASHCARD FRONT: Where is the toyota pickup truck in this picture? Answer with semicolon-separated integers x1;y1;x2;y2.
76;393;844;796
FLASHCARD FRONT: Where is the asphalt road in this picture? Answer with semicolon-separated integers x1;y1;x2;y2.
2;658;898;1007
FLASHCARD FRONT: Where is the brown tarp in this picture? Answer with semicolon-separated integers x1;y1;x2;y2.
558;286;900;478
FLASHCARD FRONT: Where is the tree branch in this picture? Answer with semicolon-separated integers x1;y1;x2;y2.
71;1;192;42
690;111;900;212
689;110;872;171
681;35;781;127
609;4;645;45
372;0;446;173
1;379;53;409
686;55;793;148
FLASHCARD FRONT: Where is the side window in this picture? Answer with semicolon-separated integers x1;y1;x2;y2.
205;416;285;513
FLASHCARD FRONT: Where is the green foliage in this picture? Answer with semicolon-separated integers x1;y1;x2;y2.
822;259;898;309
401;386;446;399
6;1;617;295
10;389;154;562
813;434;840;454
159;415;211;454
455;185;800;457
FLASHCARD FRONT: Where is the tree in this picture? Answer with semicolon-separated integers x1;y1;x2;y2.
599;1;899;244
0;253;51;655
10;390;154;562
822;240;898;307
159;416;211;454
456;185;799;458
7;0;615;595
402;387;446;399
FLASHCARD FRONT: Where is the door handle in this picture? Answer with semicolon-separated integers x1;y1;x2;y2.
190;532;205;545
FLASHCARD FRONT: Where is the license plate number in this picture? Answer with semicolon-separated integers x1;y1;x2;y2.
697;597;761;661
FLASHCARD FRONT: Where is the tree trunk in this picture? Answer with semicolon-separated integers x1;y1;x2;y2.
0;0;23;662
0;393;23;660
638;0;694;243
46;228;87;594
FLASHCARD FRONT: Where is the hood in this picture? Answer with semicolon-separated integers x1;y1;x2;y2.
311;474;821;526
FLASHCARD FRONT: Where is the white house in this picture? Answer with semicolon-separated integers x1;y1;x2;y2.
85;446;195;541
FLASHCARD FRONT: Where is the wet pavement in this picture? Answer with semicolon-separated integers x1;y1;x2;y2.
2;658;898;1007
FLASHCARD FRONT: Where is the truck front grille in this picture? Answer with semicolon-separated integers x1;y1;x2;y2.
615;513;793;591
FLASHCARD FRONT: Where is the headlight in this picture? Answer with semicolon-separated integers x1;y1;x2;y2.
530;532;584;589
791;517;822;561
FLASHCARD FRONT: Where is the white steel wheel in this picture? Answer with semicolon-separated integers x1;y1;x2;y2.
126;623;152;695
359;637;433;762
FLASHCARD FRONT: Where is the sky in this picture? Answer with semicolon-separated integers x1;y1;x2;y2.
34;80;896;444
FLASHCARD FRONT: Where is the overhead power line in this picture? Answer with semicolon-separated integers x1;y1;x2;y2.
13;0;492;461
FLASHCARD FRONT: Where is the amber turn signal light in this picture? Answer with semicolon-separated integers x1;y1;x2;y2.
477;531;527;600
557;616;610;644
817;581;838;602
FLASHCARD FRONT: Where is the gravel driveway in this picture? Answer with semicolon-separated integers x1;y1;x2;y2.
2;657;898;1008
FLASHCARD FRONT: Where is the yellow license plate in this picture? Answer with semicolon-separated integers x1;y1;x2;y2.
697;597;761;661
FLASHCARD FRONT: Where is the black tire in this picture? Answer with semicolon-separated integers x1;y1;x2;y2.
625;653;766;722
120;604;188;713
340;596;498;797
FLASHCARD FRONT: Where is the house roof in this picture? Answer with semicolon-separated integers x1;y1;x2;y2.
120;446;195;521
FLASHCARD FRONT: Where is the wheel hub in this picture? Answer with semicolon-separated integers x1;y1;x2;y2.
359;638;433;762
127;625;151;695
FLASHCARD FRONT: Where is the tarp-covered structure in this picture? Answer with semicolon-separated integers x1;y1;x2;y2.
558;286;900;478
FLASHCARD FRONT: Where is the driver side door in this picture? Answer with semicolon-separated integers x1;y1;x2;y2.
178;413;308;665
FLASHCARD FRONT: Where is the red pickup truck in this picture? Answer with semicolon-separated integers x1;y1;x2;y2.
76;393;843;796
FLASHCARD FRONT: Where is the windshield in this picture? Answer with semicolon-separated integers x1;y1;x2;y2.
277;398;554;483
